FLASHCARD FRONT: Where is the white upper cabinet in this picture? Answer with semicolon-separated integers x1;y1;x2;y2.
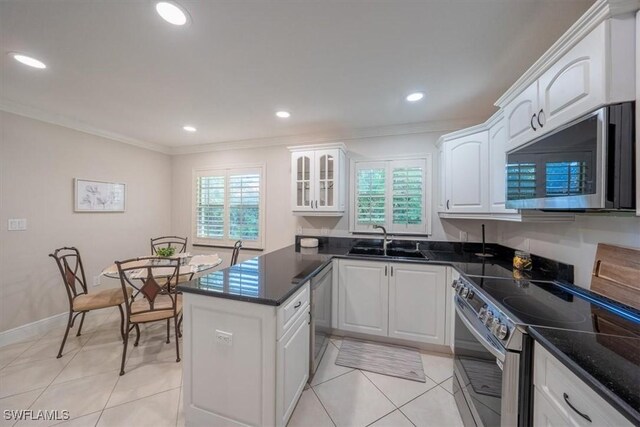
489;116;517;213
289;143;346;216
502;17;636;151
443;130;489;213
504;81;539;152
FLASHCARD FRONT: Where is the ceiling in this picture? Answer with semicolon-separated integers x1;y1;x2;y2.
0;0;594;149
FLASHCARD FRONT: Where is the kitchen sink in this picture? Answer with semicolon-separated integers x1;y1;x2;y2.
347;246;427;259
348;247;385;257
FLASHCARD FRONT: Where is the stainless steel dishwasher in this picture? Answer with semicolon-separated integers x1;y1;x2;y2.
309;262;332;379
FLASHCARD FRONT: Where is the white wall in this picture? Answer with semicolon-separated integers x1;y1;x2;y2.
497;215;640;288
0;112;172;332
171;131;496;264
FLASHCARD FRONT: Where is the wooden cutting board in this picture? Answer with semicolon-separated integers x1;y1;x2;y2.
590;243;640;310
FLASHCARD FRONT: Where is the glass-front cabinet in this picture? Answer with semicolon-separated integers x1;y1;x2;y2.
289;143;346;216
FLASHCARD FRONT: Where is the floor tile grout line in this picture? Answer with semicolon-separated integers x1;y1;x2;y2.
359;369;400;409
310;368;354;388
310;385;337;427
101;385;182;412
364;406;401;427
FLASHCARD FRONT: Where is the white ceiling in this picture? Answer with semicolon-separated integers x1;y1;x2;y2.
0;0;594;149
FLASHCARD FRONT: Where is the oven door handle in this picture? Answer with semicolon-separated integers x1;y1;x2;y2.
455;303;506;363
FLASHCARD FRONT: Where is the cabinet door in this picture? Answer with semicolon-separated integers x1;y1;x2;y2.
444;131;489;213
276;310;310;427
291;151;314;211
388;264;446;345
315;149;340;212
504;81;539;151
534;388;571;427
488;118;518;213
338;259;388;336
538;23;605;136
438;146;446;213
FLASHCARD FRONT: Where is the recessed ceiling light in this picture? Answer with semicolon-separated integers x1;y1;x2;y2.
183;125;197;132
11;53;46;69
155;1;189;26
406;92;425;102
276;111;291;118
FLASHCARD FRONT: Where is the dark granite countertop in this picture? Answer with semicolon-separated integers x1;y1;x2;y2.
177;236;570;306
529;326;640;424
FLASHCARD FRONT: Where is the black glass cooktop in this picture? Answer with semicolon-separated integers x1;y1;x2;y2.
465;275;640;336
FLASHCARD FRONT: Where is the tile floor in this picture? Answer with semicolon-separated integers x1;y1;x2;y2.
0;309;463;427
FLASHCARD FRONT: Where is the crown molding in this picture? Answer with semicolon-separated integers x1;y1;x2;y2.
494;0;640;108
168;117;483;155
0;97;483;156
0;98;171;155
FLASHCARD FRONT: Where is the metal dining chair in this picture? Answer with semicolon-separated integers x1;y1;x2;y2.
49;247;131;358
230;240;243;266
115;256;182;376
150;236;188;255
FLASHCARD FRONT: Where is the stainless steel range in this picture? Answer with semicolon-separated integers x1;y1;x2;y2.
452;275;532;427
452;263;640;427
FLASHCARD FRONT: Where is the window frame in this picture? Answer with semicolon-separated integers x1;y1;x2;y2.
192;164;266;250
349;155;432;235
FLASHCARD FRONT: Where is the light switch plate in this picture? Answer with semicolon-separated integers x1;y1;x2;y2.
8;219;27;231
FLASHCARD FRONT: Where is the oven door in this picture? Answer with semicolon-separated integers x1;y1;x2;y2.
453;297;520;427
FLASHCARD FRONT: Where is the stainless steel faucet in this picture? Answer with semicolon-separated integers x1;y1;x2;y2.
373;225;392;255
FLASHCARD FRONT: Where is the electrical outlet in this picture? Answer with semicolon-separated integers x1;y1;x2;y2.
7;218;27;231
459;231;468;242
215;330;233;346
93;276;100;287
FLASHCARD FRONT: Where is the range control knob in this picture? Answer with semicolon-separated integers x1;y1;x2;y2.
460;287;469;298
478;306;487;321
489;317;500;334
496;324;509;340
484;311;494;327
466;290;475;300
451;280;458;289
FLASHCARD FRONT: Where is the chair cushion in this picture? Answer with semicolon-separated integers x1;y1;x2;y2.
73;287;132;312
129;294;183;323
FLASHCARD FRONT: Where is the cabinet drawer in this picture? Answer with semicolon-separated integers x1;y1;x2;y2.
533;342;632;427
277;283;310;339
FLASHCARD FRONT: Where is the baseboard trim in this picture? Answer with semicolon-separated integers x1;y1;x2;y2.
0;312;68;347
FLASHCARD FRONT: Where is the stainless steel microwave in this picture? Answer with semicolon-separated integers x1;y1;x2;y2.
506;102;635;211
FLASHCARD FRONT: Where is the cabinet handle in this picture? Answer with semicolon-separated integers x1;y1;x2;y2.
563;393;592;423
390;266;394;276
531;113;538;131
294;301;302;309
446;200;450;210
537;109;544;128
384;266;388;276
308;310;311;325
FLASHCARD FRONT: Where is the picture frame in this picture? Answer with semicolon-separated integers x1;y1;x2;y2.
74;178;126;212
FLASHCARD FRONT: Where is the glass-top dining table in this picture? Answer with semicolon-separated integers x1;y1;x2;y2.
101;254;223;279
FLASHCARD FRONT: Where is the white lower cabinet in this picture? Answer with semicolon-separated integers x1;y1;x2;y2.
388;263;447;345
276;310;310;426
533;342;633;427
337;259;388;336
183;283;310;427
337;259;448;345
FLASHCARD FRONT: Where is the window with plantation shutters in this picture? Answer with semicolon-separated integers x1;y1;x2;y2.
193;166;265;249
351;157;431;234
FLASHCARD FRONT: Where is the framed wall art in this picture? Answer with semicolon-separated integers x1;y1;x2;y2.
74;179;126;212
